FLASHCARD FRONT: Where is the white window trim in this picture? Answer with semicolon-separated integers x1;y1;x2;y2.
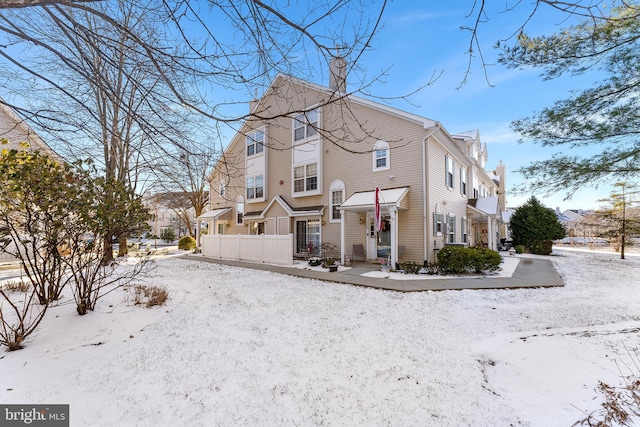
329;180;345;223
446;213;456;244
246;174;265;203
445;155;455;189
292;108;319;144
292;162;320;197
246;127;265;157
433;212;444;237
372;140;390;171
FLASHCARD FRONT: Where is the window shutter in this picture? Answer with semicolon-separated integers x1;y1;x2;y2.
445;155;449;186
444;214;449;239
452;161;455;188
432;212;437;236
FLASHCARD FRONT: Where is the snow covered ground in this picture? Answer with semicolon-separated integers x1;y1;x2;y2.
2;248;640;426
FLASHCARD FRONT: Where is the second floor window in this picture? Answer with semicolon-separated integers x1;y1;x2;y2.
373;140;390;171
247;175;264;200
473;174;479;198
247;129;264;156
460;168;467;196
294;163;317;193
293;109;318;142
445;155;455;188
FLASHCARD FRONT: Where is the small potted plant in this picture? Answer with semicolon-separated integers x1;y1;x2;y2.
322;257;338;272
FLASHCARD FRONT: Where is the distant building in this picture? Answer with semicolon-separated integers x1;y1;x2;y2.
562;209;596;238
144;192;205;239
0;100;59;262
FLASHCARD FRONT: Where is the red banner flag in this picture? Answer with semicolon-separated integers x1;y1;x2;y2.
375;187;382;232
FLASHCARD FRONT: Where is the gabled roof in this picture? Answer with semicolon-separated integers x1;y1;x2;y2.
244;195;325;220
468;196;500;216
252;73;439;130
0;101;57;158
196;207;231;221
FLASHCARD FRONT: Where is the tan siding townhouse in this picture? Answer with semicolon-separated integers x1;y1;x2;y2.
202;62;506;266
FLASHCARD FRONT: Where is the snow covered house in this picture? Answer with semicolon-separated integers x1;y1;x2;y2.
202;61;507;265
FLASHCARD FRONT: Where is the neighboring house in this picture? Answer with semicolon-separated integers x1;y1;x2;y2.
144;192;203;239
0;102;57;156
0;100;59;262
554;208;573;235
203;61;506;266
562;209;596;238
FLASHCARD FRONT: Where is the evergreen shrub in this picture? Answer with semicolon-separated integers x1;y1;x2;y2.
178;235;196;250
437;246;502;275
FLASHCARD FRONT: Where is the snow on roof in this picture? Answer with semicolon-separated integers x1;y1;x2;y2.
474;196;499;215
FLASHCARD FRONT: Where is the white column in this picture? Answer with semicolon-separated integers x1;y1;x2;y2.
340;210;346;264
390;207;398;268
196;220;201;251
487;217;493;250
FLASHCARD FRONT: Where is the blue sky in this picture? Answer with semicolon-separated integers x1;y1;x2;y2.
334;2;613;211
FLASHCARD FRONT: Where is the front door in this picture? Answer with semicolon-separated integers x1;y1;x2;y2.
295;219;320;256
365;212;392;260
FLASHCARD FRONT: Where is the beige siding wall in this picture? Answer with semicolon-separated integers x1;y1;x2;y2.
0;104;57;157
207;76;504;263
427;133;471;257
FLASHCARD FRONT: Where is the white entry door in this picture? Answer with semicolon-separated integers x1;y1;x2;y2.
365;211;376;260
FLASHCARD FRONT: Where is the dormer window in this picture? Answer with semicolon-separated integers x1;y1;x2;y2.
293;109;318;142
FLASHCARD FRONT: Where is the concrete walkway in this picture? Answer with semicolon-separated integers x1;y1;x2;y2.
180;254;564;292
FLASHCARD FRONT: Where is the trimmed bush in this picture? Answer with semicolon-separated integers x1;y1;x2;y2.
515;245;525;254
469;247;502;273
178;235;196;250
437;246;502;275
437;246;472;275
529;240;553;255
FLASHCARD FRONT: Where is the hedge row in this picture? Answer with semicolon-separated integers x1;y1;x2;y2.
437;246;502;275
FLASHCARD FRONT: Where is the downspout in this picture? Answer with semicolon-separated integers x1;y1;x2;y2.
422;126;439;262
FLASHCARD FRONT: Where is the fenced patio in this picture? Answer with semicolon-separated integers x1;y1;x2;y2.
201;234;294;265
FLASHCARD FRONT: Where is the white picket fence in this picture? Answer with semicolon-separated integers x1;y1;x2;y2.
201;234;294;265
